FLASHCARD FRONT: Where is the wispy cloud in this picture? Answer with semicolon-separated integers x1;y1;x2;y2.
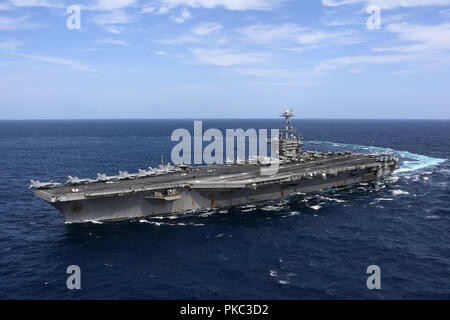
90;9;139;33
321;0;450;9
103;25;124;34
97;38;129;46
160;0;284;11
171;7;192;23
13;52;96;72
0;39;24;51
0;14;44;30
141;4;156;14
241;23;307;43
91;10;139;25
154;50;168;56
191;48;267;66
316;53;415;70
316;21;450;72
241;23;363;46
83;0;136;11
373;22;450;53
191;22;222;35
8;0;65;9
157;35;200;45
0;2;14;10
234;67;304;78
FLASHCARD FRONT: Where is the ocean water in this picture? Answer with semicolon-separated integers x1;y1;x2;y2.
0;119;449;299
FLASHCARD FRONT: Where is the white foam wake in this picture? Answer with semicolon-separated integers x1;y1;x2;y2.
306;140;446;174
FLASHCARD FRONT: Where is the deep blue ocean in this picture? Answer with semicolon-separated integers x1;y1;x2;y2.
0;119;449;299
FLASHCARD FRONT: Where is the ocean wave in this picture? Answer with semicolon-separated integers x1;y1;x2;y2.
85;220;103;224
425;215;441;220
306;140;446;174
370;198;393;205
319;196;345;203
261;205;284;212
391;189;410;196
139;219;162;226
139;218;204;227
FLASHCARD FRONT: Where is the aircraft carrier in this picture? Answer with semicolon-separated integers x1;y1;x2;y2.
31;110;400;223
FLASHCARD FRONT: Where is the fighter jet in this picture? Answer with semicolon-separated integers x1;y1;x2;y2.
66;176;97;185
259;157;271;165
156;162;175;174
137;168;157;177
177;163;189;169
96;173;116;182
248;155;258;164
29;180;62;189
156;167;169;175
164;163;176;172
118;171;138;180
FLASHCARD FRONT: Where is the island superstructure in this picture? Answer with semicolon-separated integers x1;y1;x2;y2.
31;110;400;223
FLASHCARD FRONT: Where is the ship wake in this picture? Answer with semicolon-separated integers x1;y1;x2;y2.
306;140;446;174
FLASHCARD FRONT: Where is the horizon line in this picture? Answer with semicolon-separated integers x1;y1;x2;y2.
0;117;449;121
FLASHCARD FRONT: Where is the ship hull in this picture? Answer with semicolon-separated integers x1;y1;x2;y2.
53;165;395;223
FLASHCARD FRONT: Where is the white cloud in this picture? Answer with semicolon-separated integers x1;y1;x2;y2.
154;50;168;55
374;22;450;53
0;14;43;30
160;0;283;11
191;48;267;66
0;3;14;10
316;54;414;70
241;23;307;43
141;5;156;14
0;39;24;51
103;25;124;34
241;23;361;45
8;0;64;8
316;22;450;72
92;10;139;25
321;0;365;6
171;7;192;23
87;0;136;11
97;38;129;46
191;22;222;35
13;52;96;72
440;8;450;16
322;0;450;9
234;67;303;78
157;35;199;44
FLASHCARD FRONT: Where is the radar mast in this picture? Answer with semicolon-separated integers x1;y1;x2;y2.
279;108;303;158
280;109;295;140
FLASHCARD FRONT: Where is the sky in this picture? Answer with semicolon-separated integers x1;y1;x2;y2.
0;0;449;119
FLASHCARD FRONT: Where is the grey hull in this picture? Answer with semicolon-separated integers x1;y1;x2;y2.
52;165;394;223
